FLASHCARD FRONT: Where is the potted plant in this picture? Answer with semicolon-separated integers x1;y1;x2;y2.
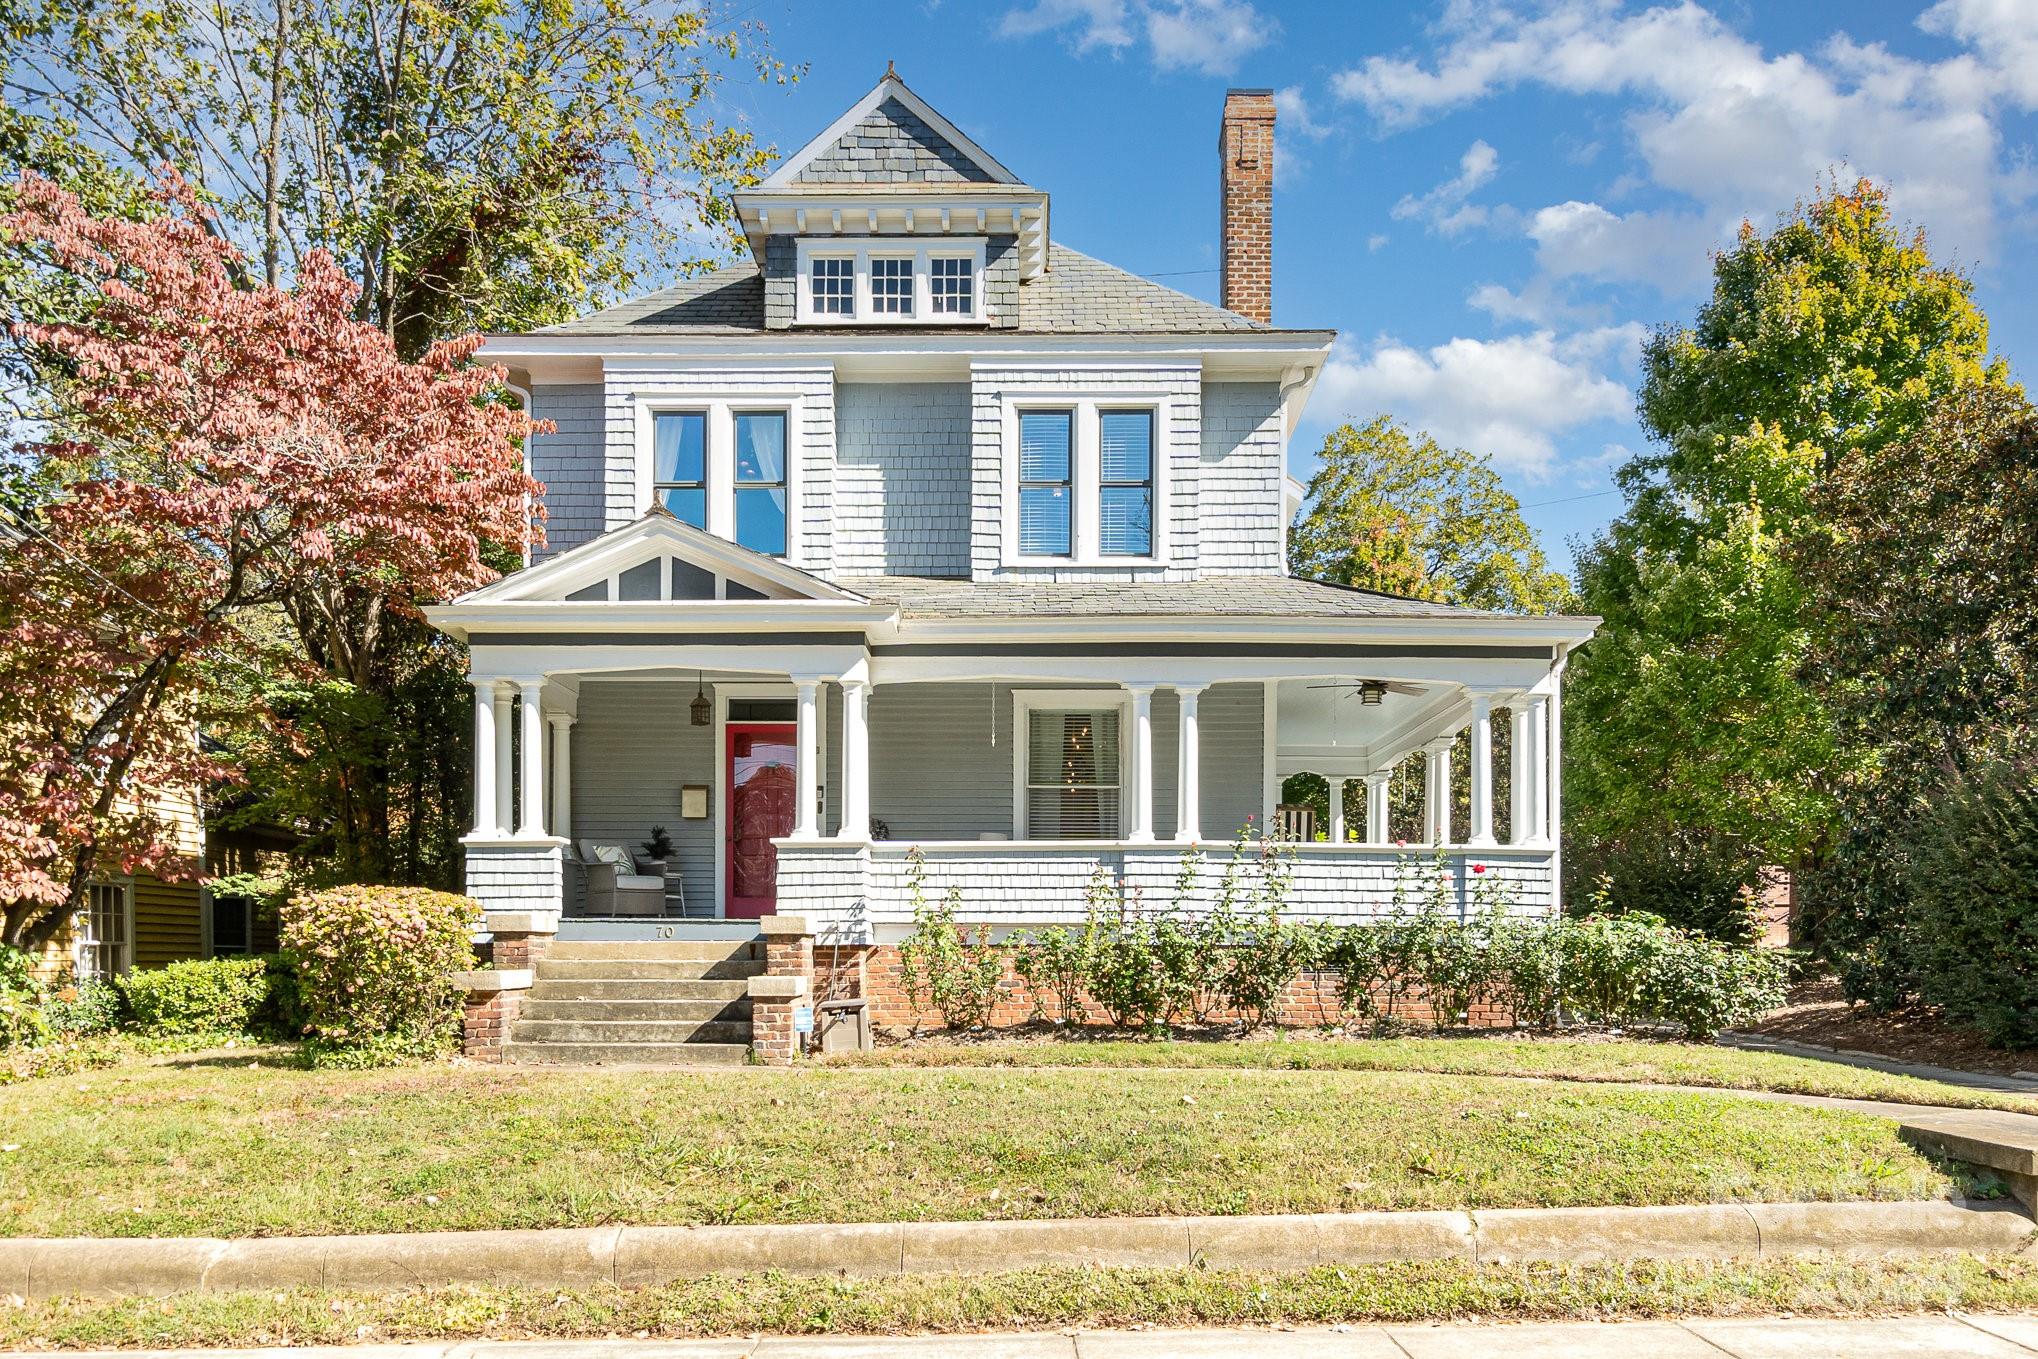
640;825;675;875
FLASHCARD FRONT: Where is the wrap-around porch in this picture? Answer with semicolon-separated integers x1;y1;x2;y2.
460;663;1566;943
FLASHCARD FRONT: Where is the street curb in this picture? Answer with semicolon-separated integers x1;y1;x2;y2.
8;1199;2031;1299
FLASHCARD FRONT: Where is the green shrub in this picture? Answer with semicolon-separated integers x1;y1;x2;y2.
119;957;269;1037
1010;920;1098;1027
1487;914;1563;1028
252;953;305;1039
280;885;478;1063
1904;760;2038;1046
0;947;47;1050
1639;929;1788;1041
896;850;1004;1032
1565;830;1768;946
43;978;124;1037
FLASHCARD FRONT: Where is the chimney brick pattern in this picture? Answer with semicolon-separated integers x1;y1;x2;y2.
1219;88;1275;325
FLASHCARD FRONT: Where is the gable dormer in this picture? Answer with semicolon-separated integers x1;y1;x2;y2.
734;68;1048;331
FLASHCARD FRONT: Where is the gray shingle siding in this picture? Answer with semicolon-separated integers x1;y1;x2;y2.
834;382;972;576
527;383;605;559
985;234;1019;329
795;97;998;184
763;236;795;330
1200;381;1286;574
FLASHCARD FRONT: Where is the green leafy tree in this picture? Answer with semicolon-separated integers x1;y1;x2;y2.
1289;415;1572;613
1567;179;2008;927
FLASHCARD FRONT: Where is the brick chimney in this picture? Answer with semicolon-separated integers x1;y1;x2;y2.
1219;88;1275;324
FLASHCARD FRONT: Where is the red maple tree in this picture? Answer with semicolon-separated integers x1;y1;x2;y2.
0;173;544;950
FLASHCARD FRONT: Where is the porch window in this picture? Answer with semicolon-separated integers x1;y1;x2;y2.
1098;410;1153;556
733;412;788;556
1025;707;1121;838
1018;410;1073;557
652;412;708;528
77;880;131;980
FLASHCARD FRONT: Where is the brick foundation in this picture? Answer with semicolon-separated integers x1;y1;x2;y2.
751;915;816;1064
458;910;555;1063
461;986;517;1060
817;943;1513;1035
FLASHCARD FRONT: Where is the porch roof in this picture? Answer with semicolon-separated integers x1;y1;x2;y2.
838;574;1574;622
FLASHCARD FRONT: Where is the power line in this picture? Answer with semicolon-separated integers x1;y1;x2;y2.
1516;487;1624;511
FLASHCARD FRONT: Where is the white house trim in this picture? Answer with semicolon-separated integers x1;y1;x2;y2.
794;237;988;326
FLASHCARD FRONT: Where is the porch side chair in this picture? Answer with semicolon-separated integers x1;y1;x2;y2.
573;840;667;917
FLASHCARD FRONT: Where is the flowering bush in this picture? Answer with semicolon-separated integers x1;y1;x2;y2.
280;886;479;1063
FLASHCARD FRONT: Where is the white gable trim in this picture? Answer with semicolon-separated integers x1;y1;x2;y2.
457;513;869;607
760;74;1023;189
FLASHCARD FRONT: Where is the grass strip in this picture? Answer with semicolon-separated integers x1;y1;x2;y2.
824;1035;2038;1113
0;1062;1969;1238
11;1256;2038;1350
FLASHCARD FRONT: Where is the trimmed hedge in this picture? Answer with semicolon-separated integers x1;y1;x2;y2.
119;957;269;1036
1907;760;2038;1046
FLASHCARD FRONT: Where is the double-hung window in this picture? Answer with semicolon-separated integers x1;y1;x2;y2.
1005;397;1169;563
652;412;708;528
1097;410;1154;557
733;411;789;557
77;881;132;980
1020;698;1123;839
1018;410;1073;557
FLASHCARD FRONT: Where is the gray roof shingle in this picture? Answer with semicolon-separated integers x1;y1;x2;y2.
535;245;1303;337
837;575;1529;621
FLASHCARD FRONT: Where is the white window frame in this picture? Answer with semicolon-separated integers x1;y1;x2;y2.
1000;394;1173;566
794;238;988;326
633;394;804;563
75;879;135;980
1010;689;1131;842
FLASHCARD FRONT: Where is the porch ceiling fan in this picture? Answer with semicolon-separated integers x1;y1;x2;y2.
1306;678;1424;707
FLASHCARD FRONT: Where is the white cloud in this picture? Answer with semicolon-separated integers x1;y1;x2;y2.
1274;85;1331;139
1391;139;1500;235
1329;0;2029;265
1311;331;1632;478
1366;233;1390;252
1527;200;1723;290
1002;0;1274;76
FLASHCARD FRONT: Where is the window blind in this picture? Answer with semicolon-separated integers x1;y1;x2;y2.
1026;708;1120;839
1018;410;1073;556
1098;409;1153;556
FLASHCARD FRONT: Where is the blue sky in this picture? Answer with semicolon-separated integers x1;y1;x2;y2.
712;0;2038;569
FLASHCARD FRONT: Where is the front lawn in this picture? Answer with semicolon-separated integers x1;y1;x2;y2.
14;1257;2038;1349
0;1056;1973;1238
824;1033;2038;1113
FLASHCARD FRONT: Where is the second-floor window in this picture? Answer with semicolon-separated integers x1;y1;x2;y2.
653;411;708;528
733;412;788;557
640;401;799;559
870;256;914;316
1098;410;1153;557
809;256;854;317
1018;410;1073;557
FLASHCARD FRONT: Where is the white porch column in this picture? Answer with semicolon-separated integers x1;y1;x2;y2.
1261;679;1280;835
1423;737;1454;844
491;683;514;836
1126;684;1156;843
1364;770;1391;843
1509;702;1529;844
1328;777;1348;843
1467;691;1496;847
839;678;870;840
1546;680;1565;871
792;678;821;840
1174;685;1204;843
548;711;575;843
471;681;498;838
1519;694;1550;847
517;679;546;836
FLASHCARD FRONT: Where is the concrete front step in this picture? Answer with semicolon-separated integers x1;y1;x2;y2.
504;1040;750;1067
527;978;752;1003
534;958;766;982
511;1018;752;1045
543;940;764;963
519;996;750;1023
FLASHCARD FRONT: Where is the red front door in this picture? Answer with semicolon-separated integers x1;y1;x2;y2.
726;722;797;918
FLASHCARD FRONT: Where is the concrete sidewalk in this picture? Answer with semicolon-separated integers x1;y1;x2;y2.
45;1315;2038;1357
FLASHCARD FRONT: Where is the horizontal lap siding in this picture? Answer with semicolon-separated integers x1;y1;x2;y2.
1199;682;1264;841
570;679;722;910
869;683;1012;840
528;383;605;558
133;876;202;970
834;382;972;576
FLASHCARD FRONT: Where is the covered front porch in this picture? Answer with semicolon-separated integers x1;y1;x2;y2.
457;663;1565;942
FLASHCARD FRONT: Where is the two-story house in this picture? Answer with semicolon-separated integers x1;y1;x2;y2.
426;73;1597;1061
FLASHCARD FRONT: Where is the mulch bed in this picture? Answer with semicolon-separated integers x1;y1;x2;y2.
1742;977;2038;1078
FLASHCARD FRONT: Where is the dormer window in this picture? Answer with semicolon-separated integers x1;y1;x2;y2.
794;238;987;325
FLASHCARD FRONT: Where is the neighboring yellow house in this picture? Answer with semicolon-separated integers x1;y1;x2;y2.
32;783;217;983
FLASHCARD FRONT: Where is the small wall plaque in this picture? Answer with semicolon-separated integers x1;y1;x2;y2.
680;784;710;819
